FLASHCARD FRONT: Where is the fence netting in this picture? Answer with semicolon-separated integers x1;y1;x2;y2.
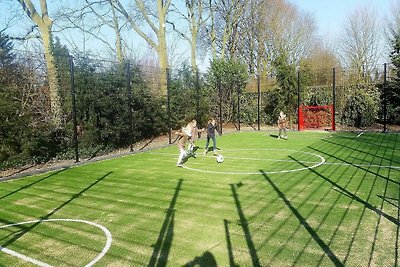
1;51;399;173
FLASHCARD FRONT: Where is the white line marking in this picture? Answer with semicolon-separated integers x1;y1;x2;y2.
183;149;326;175
0;219;112;267
0;246;52;267
150;150;400;171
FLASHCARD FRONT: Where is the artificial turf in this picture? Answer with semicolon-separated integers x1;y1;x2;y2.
0;131;398;266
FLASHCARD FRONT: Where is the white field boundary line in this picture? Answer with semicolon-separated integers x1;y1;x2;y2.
0;246;51;267
0;219;112;267
148;152;400;169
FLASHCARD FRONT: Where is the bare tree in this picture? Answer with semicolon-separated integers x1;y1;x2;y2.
56;0;127;64
170;0;207;72
16;0;62;126
0;1;23;34
114;0;171;94
203;0;248;59
339;6;381;81
237;0;268;74
264;0;316;66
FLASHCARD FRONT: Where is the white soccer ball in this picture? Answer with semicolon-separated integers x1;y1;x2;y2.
216;154;224;163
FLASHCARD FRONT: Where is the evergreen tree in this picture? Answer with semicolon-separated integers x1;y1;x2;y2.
0;33;15;68
273;53;298;122
388;29;400;123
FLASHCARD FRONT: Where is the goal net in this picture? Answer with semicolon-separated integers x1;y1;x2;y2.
298;105;335;131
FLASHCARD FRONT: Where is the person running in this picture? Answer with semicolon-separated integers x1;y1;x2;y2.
203;118;220;155
175;119;199;166
277;111;288;140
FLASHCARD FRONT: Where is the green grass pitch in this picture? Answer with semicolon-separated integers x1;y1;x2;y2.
0;131;399;266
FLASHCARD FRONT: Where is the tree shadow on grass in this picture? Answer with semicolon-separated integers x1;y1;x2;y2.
0;171;112;248
147;179;183;267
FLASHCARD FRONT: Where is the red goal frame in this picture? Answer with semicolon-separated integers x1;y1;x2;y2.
298;105;335;131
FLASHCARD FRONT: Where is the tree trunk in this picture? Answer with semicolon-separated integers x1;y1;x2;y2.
41;26;62;126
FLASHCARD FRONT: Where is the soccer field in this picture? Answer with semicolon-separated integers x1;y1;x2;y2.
0;131;399;266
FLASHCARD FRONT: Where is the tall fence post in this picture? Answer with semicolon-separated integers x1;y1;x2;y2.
257;74;261;131
383;63;387;133
195;69;200;127
237;84;241;131
167;68;172;144
126;62;133;152
219;79;223;135
297;70;300;131
69;55;79;163
332;67;336;131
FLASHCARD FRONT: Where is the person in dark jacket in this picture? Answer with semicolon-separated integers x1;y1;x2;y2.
203;118;220;155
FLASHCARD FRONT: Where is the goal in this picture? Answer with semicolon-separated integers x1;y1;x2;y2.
298;105;335;131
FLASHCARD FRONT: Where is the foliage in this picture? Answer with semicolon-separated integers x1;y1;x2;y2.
302;85;333;106
340;86;380;127
387;29;400;124
206;58;249;122
0;33;15;68
0;34;68;169
53;37;73;120
72;57;168;155
268;53;298;123
169;63;203;128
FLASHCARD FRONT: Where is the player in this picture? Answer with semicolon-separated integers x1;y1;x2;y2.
277;111;288;140
175;119;201;166
203;118;220;155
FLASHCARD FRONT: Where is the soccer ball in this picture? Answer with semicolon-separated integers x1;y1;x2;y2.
216;154;224;163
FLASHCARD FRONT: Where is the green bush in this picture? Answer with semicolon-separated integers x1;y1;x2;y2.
341;88;379;128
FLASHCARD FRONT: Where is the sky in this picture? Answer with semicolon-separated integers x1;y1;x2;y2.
0;0;396;68
288;0;394;42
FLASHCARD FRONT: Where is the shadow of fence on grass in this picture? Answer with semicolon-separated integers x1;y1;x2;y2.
318;140;400;186
147;179;183;267
0;169;67;201
291;153;400;266
260;170;344;267
230;183;261;267
224;219;239;267
0;171;112;249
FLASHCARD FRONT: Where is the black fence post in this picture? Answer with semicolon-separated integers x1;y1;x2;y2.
332;68;336;131
195;69;200;126
257;74;261;131
383;63;387;133
237;84;241;131
167;68;172;144
297;70;300;131
69;55;79;163
219;79;223;135
126;62;133;151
